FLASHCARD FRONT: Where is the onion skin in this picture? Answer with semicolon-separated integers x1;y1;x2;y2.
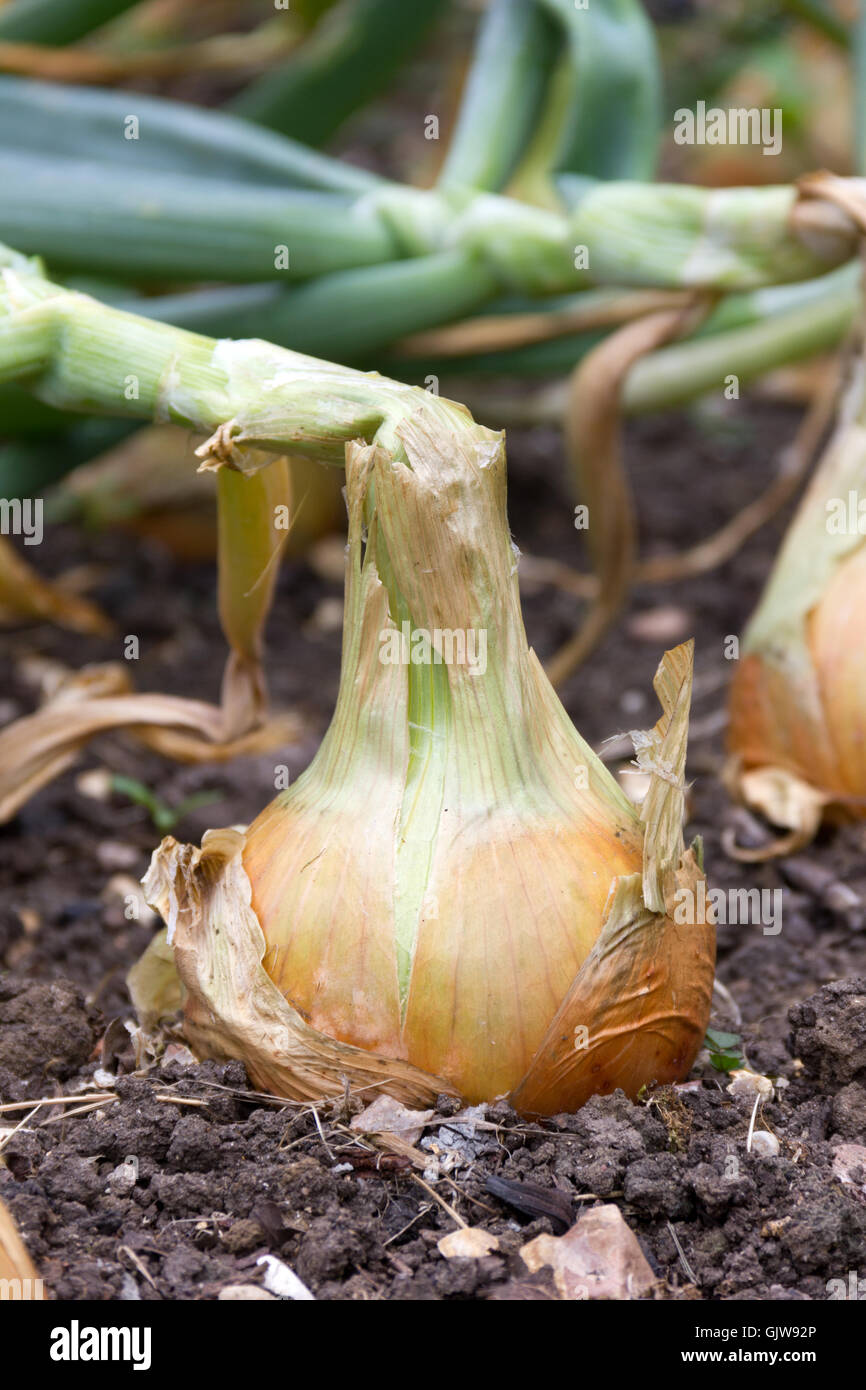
245;763;645;1104
728;545;866;817
728;366;866;826
808;544;866;802
511;852;714;1116
728;651;840;797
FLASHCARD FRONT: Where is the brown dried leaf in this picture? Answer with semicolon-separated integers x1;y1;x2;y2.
141;827;455;1107
546;301;708;685
510;643;712;1116
0;662;299;823
726;766;828;861
636;639;694;914
350;1094;434;1147
509;850;714;1116
0;534;110;635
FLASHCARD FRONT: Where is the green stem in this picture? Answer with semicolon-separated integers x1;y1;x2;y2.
0;269;461;467
0;156;399;282
535;0;662;184
393;264;858;378
438;0;559;193
623;283;855;412
229;0;448;145
127;252;499;361
2;158;856;293
0;0;139;43
0;75;383;194
441;280;856;425
2;262;857;446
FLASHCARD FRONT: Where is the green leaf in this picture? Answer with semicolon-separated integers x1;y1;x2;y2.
0;76;381;194
537;0;663;184
111;775;221;834
0;0;140;45
230;0;449;147
704;1026;744;1074
438;0;559;193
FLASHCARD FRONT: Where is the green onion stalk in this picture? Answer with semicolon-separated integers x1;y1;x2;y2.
0;0;863;448
0;0;141;45
0;0;862;449
0;138;856;291
0;264;714;1114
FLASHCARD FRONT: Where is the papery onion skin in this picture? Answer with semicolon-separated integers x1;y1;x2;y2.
728;543;866;815
245;773;645;1104
808;544;866;801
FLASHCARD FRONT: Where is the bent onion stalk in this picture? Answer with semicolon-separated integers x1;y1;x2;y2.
0;265;714;1112
0;531;111;634
727;332;866;851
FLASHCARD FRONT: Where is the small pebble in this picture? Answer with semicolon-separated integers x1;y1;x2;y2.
97;841;141;871
619;689;646;715
626;606;692;644
749;1131;780;1158
305;596;344;635
76;768;114;802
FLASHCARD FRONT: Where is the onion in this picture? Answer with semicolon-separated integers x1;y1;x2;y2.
728;356;866;848
139;400;714;1115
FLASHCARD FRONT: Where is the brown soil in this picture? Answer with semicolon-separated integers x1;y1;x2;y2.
2;402;866;1301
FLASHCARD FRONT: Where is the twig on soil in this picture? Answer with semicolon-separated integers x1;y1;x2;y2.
192;1076;430;1110
667;1222;698;1286
0;1092;114;1112
118;1245;162;1297
0;1103;43;1150
411;1174;468;1229
40;1097;119;1124
441;1178;501;1218
383;1204;433;1246
308;1104;337;1162
154;1093;209;1107
746;1092;763;1153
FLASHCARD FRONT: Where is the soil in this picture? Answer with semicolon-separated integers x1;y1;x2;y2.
2;401;866;1301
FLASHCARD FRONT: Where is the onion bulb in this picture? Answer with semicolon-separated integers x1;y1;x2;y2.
728;354;866;848
138;400;714;1115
